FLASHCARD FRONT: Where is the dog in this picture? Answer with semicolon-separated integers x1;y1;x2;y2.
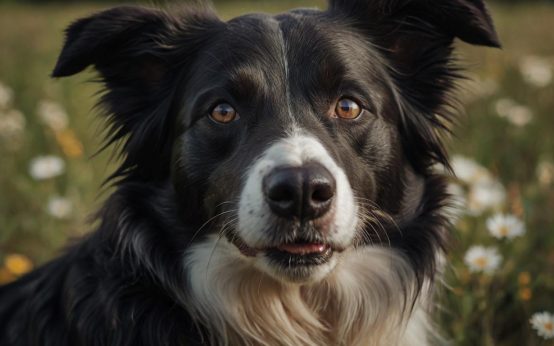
0;1;500;345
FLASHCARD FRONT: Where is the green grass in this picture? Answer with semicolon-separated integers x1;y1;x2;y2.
0;2;553;345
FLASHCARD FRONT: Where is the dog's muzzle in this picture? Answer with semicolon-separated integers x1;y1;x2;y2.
234;134;358;282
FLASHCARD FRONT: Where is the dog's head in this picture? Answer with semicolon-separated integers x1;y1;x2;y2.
53;1;499;284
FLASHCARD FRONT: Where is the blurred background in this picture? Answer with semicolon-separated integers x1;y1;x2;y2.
0;0;553;345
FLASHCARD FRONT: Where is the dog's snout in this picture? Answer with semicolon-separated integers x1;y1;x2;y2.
263;163;335;220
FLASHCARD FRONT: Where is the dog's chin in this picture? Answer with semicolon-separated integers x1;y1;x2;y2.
260;251;339;284
227;232;344;284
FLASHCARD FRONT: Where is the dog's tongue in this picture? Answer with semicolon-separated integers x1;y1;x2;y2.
277;243;328;255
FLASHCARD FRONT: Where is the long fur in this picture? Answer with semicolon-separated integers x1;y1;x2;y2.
0;1;500;345
186;238;421;346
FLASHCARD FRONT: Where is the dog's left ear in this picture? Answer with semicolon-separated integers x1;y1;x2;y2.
328;0;500;48
328;0;500;172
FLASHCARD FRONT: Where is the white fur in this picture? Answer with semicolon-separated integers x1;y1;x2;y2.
185;235;433;346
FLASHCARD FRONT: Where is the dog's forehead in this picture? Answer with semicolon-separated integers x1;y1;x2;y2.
183;11;387;107
196;11;379;80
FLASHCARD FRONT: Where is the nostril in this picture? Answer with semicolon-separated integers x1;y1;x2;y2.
311;182;334;203
303;164;336;220
263;168;303;218
268;185;295;204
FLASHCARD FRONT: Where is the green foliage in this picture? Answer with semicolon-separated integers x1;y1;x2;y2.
0;2;553;345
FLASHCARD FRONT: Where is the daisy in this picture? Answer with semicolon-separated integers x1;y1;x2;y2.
494;98;533;127
467;179;506;216
29;155;65;180
495;98;517;117
37;100;69;132
505;105;533;127
519;55;552;88
451;155;490;185
464;246;502;274
530;312;554;340
486;213;526;240
47;196;73;219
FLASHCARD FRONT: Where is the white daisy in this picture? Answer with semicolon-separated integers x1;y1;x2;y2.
519;56;552;88
495;98;517;117
530;312;554;340
506;105;533;127
464;245;502;274
486;213;526;240
467;178;506;216
494;98;533;127
0;82;13;109
451;155;490;185
37;100;68;132
29;155;65;180
47;196;73;219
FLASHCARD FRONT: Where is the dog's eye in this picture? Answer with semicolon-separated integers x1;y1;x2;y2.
210;103;239;124
334;98;362;119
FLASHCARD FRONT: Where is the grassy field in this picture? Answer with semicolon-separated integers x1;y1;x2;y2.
0;1;553;345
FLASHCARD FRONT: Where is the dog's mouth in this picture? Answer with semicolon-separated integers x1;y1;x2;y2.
266;242;334;266
227;232;339;266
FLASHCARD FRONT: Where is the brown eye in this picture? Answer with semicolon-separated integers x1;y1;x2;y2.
334;98;362;119
210;103;238;124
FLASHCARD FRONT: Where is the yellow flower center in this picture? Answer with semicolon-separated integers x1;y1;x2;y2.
545;321;553;332
475;257;488;268
499;225;510;236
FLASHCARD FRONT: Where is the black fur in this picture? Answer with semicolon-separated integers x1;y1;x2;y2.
0;1;499;345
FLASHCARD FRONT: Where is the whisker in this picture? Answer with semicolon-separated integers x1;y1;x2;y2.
188;209;238;246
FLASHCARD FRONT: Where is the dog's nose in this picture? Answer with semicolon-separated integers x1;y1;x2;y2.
263;163;335;220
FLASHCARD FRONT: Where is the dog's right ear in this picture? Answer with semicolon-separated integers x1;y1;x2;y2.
53;6;220;81
52;6;222;182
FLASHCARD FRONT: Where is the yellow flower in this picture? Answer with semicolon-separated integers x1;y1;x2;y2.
55;129;83;158
5;254;33;276
519;288;532;301
518;272;531;286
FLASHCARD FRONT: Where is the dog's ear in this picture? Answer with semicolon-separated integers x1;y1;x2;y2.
328;0;500;49
53;6;221;182
328;0;500;172
54;6;179;80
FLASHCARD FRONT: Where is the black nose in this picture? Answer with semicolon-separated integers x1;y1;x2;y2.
263;163;336;220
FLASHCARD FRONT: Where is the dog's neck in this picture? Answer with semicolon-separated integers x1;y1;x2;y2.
184;238;431;346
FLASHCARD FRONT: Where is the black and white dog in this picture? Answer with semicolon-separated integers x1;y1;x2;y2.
0;1;500;345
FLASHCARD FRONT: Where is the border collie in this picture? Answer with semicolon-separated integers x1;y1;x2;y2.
0;1;500;345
